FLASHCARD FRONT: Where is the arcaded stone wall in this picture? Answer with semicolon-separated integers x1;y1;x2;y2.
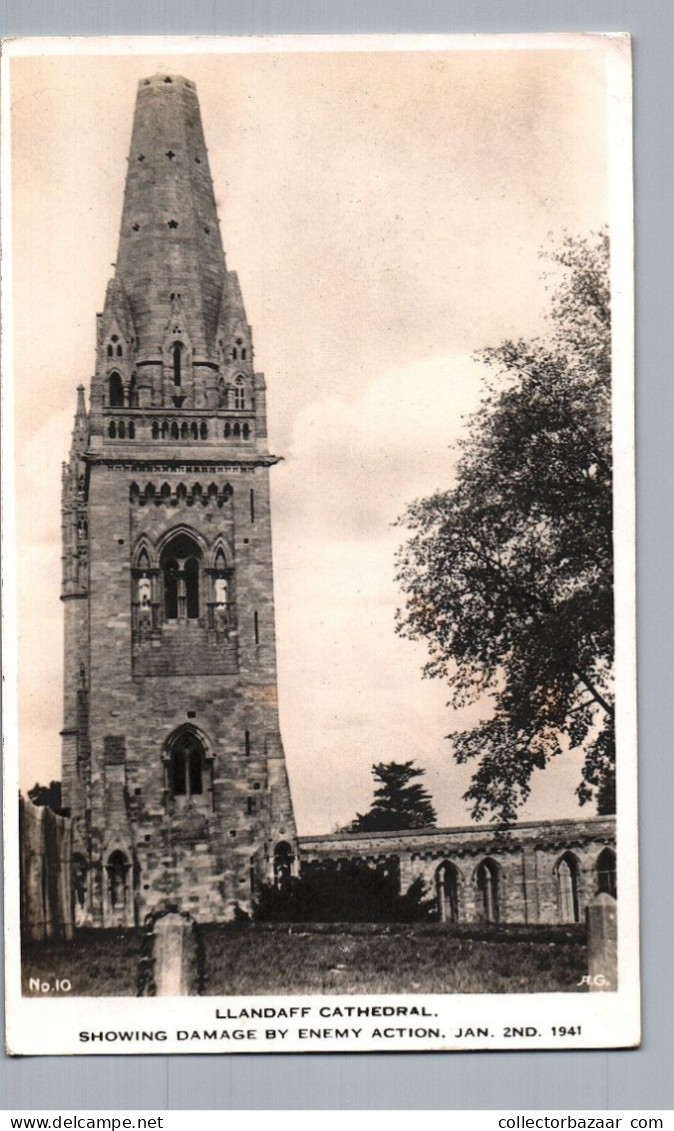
299;816;616;925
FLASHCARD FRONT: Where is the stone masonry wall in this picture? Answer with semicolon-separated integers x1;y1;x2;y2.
299;816;616;925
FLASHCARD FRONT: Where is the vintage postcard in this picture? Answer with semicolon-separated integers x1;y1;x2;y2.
1;34;638;1055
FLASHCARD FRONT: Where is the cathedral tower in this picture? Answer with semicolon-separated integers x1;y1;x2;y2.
61;74;296;926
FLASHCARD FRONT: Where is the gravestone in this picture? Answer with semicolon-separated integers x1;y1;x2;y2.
152;911;200;996
586;891;617;992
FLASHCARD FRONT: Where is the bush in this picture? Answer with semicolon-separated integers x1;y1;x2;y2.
254;859;435;923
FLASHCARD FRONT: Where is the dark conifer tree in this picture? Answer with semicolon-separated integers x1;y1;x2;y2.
348;761;437;832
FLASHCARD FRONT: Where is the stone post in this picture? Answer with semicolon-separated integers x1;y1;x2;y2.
152;911;200;996
586;892;617;992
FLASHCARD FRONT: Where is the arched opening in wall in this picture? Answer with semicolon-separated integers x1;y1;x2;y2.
109;371;124;407
273;842;294;893
476;859;500;923
556;852;581;923
596;847;617;899
129;374;138;408
185;556;199;618
234;378;245;409
160;532;201;622
435;861;460;923
166;728;207;800
172;342;183;386
72;854;88;916
107;851;130;911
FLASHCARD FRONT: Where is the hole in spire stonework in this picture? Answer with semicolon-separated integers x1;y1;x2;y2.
168;220;178;229
164;77;173;84
138;154;145;162
166;151;176;160
132;224;139;232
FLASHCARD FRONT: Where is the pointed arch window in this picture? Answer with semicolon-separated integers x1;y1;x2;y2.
109;372;124;407
596;847;617;899
160;532;201;622
234;377;245;410
556;852;581;922
166;728;209;802
274;842;294;892
476;859;500;923
436;861;460;923
107;851;130;910
172;342;183;387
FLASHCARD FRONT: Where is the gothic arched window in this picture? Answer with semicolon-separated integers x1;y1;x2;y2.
436;861;460;923
476;859;500;923
556;852;581;922
160;532;201;622
107;851;129;910
234;378;245;410
109;371;124;407
274;842;294;892
172;342;183;386
167;729;206;799
596;847;617;899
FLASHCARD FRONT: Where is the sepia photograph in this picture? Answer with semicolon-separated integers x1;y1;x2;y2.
1;34;637;1055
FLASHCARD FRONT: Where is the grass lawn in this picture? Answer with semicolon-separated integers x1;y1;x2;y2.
22;921;587;997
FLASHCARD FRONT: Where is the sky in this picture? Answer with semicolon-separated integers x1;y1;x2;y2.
7;40;612;834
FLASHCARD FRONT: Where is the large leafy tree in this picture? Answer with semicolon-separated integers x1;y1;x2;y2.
347;761;438;832
395;232;614;822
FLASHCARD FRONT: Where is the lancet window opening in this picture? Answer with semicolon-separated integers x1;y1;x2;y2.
172;342;183;387
436;860;460;923
476;859;500;923
556;852;581;923
273;842;294;892
160;532;202;622
107;851;130;910
165;728;210;803
596;847;617;899
108;371;124;408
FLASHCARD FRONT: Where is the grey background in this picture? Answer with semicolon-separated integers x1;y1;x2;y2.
1;0;671;1111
